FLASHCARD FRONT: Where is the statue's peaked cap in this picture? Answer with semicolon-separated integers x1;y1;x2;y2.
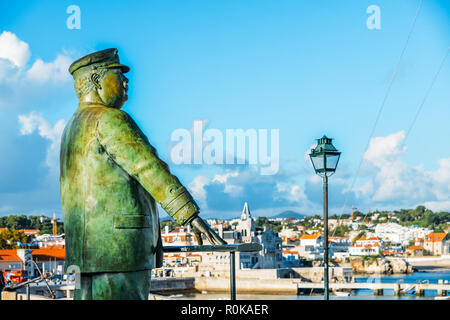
69;48;130;75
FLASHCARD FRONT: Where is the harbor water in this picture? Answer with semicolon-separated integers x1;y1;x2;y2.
170;270;450;300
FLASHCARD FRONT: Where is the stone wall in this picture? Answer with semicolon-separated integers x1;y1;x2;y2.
194;277;298;294
291;267;353;283
150;277;195;292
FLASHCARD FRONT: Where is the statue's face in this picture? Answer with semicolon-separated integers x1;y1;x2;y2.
97;69;129;108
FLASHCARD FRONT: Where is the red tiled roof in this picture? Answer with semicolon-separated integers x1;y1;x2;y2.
42;245;64;249
407;245;424;251
0;249;21;262
32;248;65;260
19;229;40;235
382;250;400;255
300;233;321;240
425;233;447;243
357;236;381;242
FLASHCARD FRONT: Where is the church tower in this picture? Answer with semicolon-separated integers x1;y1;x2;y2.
237;202;255;243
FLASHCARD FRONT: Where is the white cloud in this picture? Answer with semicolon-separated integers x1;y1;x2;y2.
275;183;307;203
0;31;30;68
359;131;450;211
304;143;316;166
0;31;76;113
423;200;450;212
308;174;321;184
187;165;317;217
187;131;450;216
26;54;72;83
187;170;244;208
212;171;242;194
0;31;73;103
363;131;407;168
188;175;210;203
430;158;450;200
18;112;66;174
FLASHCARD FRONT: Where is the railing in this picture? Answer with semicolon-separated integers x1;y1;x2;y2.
2;260;56;300
162;243;262;300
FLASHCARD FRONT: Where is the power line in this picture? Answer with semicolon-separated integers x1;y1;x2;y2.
331;0;424;236
348;47;449;233
404;48;449;144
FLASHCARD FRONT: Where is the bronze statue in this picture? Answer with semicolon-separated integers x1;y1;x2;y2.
60;48;225;300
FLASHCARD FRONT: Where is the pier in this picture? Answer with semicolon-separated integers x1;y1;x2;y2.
294;281;450;296
5;277;450;299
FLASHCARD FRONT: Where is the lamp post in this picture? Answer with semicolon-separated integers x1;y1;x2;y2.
309;135;341;300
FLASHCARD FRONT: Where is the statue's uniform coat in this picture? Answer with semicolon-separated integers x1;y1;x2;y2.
60;102;199;273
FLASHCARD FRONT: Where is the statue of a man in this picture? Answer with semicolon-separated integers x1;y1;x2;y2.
60;48;224;300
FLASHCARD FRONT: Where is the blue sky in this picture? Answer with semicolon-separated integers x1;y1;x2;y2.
0;0;449;219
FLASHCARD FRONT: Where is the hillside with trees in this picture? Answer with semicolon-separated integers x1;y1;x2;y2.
0;214;64;235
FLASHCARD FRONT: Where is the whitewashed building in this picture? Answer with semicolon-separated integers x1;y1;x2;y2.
349;236;383;256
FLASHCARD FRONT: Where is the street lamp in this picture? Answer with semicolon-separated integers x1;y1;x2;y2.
309;135;341;300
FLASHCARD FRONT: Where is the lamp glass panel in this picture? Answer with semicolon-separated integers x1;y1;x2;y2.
325;153;340;171
311;154;325;171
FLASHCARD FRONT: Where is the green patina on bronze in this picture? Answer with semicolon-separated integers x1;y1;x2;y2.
60;48;225;299
60;102;200;272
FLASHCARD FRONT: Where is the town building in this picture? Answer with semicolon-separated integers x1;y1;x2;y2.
282;247;303;267
329;236;351;259
19;229;40;236
279;226;300;245
201;203;284;273
0;250;22;271
297;233;324;260
423;232;450;256
0;248;65;278
370;223;432;247
160;225;198;268
34;234;65;248
161;225;195;246
232;202;283;269
406;245;424;257
348;236;383;256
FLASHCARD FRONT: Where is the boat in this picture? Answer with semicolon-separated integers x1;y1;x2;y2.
334;291;351;297
434;296;450;300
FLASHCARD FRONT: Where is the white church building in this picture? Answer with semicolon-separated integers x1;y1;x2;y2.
215;202;283;269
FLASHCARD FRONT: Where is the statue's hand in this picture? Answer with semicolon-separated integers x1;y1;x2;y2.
190;216;226;246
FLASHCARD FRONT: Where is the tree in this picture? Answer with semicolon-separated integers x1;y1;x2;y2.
415;205;426;216
352;231;366;245
357;224;367;231
255;216;282;232
255;217;269;229
333;224;350;237
159;219;176;231
0;229;30;249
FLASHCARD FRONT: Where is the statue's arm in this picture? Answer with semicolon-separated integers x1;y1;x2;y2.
96;108;199;226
